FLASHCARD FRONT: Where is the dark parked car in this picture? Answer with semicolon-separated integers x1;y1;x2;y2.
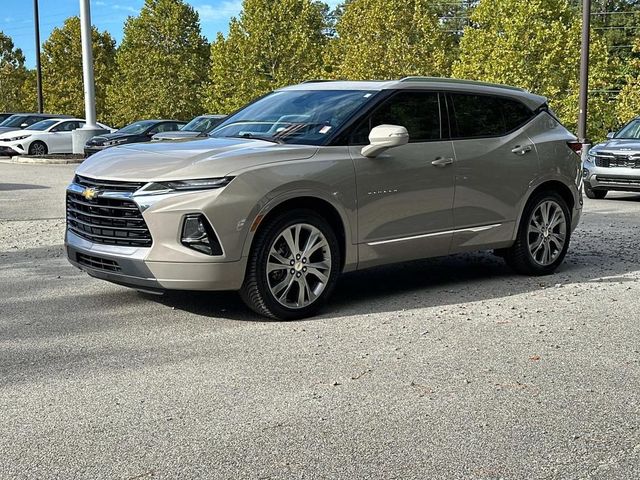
151;114;227;141
0;113;14;124
84;119;187;156
0;113;72;134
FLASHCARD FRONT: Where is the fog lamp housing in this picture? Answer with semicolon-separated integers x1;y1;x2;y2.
181;214;223;256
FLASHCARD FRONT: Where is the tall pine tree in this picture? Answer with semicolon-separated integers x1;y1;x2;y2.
205;0;326;114
329;0;456;80
31;17;116;120
0;32;29;112
453;0;618;140
107;0;209;126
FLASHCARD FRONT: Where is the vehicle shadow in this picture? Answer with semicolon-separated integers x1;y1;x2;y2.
154;244;635;322
0;183;50;191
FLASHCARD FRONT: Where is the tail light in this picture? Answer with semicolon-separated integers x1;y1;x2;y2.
567;141;582;156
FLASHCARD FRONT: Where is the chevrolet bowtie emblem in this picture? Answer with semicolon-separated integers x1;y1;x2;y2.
82;187;99;200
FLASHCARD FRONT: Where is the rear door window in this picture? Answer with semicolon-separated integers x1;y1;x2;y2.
450;94;534;138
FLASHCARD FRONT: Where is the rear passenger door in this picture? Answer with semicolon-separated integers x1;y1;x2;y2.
447;93;539;251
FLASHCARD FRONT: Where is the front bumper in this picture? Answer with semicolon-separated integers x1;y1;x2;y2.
583;163;640;192
0;142;24;156
66;230;246;291
84;145;107;157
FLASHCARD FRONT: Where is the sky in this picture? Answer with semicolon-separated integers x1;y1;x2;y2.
1;0;341;68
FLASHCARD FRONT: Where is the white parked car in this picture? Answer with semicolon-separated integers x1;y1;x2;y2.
0;118;113;156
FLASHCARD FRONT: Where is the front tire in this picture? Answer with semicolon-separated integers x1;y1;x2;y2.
240;209;341;320
505;191;571;276
584;184;607;199
28;141;48;156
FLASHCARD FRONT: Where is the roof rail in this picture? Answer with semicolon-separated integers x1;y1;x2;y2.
399;76;525;92
301;79;336;84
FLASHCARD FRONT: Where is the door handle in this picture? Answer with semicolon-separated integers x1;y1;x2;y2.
431;157;454;167
511;145;533;155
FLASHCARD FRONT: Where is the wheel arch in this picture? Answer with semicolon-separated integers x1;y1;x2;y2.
512;178;579;241
242;194;354;273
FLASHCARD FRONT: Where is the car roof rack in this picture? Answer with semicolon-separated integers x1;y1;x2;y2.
399;76;525;92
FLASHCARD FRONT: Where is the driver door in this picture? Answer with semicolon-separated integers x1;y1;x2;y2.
349;91;456;268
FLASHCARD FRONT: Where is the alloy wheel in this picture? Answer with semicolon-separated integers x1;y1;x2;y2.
527;200;567;266
266;223;332;309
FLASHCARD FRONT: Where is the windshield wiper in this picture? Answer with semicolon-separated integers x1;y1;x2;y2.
223;133;284;144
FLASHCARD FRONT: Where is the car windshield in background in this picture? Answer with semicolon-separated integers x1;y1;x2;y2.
26;119;58;131
616;119;640;139
118;121;156;135
1;115;29;127
210;90;377;145
183;116;220;133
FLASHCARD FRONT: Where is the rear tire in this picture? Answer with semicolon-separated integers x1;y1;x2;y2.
584;184;607;199
240;209;341;320
505;191;571;276
28;141;48;156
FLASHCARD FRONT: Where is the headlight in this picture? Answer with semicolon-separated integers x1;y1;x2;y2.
586;154;596;164
104;138;128;146
140;177;234;194
9;135;30;142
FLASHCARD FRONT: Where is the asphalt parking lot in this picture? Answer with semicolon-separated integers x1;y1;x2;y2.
1;161;639;479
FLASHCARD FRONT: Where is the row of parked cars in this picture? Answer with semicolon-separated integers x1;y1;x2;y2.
0;112;226;157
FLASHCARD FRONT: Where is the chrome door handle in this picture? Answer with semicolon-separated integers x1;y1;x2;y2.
511;145;533;155
431;157;454;167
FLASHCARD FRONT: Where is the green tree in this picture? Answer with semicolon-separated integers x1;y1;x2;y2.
0;32;29;112
36;17;116;120
206;0;326;114
107;0;209;126
453;0;618;140
330;0;456;80
616;36;640;122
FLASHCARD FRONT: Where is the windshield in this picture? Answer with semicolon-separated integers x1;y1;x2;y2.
183;116;224;133
26;119;58;131
210;90;377;145
616;119;640;139
118;120;156;135
1;115;29;127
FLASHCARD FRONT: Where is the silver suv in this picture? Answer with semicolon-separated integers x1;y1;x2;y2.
583;117;640;199
65;77;582;319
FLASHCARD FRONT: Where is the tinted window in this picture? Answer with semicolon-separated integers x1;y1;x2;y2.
450;94;533;138
351;91;441;144
502;98;534;131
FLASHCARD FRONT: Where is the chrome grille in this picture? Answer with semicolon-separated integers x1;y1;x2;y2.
595;155;640;168
66;176;152;247
596;176;640;186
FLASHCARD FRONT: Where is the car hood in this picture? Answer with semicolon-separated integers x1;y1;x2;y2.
0;127;20;135
88;133;135;144
592;138;640;155
76;137;319;182
153;131;201;140
0;129;33;140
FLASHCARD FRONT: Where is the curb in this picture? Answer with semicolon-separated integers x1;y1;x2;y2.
9;155;84;165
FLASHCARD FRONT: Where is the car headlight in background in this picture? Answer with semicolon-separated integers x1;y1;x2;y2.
104;138;128;147
8;135;30;142
181;214;223;256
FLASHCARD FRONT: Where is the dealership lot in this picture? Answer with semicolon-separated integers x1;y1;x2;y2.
1;162;639;479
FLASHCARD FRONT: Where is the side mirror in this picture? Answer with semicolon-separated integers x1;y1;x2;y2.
361;125;409;158
606;132;615;139
20;123;28;128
